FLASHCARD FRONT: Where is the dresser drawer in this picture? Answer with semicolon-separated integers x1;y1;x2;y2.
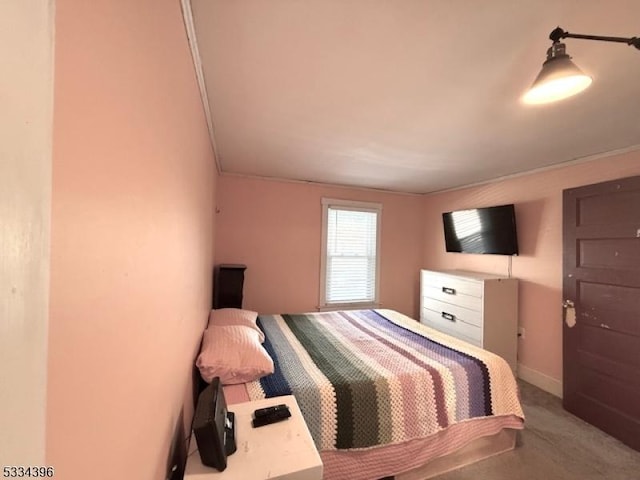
421;307;482;346
421;296;482;328
421;284;482;312
421;271;483;298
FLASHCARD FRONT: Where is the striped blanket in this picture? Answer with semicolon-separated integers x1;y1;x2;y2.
246;309;524;451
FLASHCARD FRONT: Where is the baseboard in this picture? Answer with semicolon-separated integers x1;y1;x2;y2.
517;364;563;398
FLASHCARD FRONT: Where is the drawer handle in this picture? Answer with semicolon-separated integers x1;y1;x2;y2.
441;312;456;322
442;287;456;295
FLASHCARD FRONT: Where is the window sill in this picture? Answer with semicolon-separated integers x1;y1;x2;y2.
317;302;381;312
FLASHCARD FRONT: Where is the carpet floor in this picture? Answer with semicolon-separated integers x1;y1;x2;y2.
432;380;640;480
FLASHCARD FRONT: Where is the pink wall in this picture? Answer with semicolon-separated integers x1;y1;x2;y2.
215;175;424;317
48;1;217;479
422;149;640;386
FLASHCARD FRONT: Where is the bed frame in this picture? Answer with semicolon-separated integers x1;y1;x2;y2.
396;429;516;480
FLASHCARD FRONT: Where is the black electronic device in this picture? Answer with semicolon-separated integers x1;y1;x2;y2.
442;204;519;256
192;377;236;471
252;406;291;428
253;404;289;418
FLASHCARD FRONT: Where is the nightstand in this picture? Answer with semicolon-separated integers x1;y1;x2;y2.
184;395;323;480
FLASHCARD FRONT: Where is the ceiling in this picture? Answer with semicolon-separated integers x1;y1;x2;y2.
188;0;640;194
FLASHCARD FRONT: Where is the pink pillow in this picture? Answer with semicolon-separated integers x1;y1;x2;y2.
208;308;265;343
196;325;274;385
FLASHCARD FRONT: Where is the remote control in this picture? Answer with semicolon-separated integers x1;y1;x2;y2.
252;407;291;428
253;404;289;418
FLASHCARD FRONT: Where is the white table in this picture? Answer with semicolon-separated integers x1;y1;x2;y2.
184;395;323;480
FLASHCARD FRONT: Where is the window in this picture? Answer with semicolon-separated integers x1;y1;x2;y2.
320;198;382;309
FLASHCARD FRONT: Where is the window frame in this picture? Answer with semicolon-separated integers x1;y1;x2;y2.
319;198;382;311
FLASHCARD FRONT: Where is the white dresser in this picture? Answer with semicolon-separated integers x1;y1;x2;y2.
420;269;518;370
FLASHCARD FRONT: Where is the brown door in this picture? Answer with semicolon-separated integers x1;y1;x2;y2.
563;175;640;451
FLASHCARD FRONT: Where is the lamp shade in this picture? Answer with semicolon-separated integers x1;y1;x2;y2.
522;43;592;105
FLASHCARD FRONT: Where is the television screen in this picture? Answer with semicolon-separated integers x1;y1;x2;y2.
442;204;519;255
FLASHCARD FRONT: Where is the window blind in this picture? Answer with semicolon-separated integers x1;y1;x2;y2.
325;207;379;304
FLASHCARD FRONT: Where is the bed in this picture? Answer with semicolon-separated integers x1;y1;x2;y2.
197;308;524;480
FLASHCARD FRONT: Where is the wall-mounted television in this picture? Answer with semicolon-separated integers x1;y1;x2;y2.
442;204;519;256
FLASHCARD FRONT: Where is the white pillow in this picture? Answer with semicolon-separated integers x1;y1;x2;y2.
196;325;274;385
208;308;265;343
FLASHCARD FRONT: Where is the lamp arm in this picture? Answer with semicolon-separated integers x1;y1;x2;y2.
549;26;640;50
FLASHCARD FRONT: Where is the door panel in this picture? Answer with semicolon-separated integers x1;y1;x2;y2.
578;351;640;386
579;238;640;270
579;368;640;420
579;327;640;369
563;175;640;452
577;189;640;225
572;394;640;448
579;281;640;336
